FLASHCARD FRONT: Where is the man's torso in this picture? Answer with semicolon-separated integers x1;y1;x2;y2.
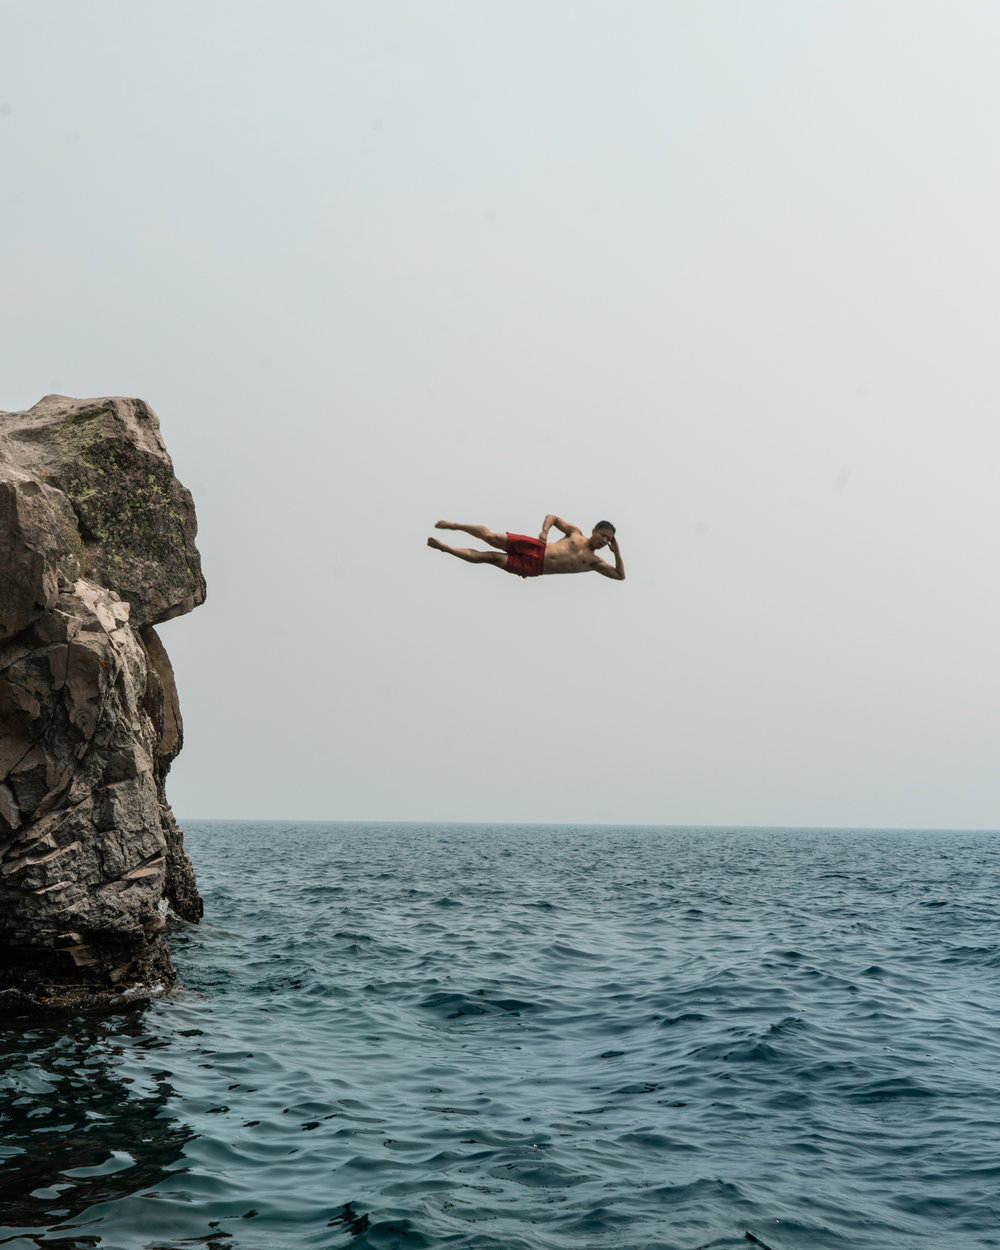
542;533;599;575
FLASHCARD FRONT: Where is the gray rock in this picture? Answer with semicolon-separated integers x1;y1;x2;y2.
0;396;205;1011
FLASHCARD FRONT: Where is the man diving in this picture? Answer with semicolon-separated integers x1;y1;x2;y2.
427;516;625;581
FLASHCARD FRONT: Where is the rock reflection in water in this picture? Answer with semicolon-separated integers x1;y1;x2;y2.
0;1007;194;1242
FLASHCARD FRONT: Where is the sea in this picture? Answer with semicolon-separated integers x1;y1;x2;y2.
2;821;1000;1250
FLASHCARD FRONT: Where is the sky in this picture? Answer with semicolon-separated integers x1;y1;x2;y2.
2;1;999;828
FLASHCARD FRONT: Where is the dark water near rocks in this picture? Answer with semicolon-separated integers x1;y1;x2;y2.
3;822;1000;1250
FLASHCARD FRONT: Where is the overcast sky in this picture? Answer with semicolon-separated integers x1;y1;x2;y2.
3;2;998;828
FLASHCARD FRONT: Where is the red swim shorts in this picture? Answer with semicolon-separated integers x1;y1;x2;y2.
505;533;546;578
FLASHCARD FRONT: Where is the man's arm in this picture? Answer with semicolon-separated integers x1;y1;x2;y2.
539;514;581;541
593;537;626;581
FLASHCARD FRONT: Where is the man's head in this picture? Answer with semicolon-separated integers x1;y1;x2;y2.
591;520;616;549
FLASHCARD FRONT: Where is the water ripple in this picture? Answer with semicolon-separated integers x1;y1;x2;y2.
2;823;1000;1248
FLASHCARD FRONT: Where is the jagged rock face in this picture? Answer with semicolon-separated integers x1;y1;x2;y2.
0;396;205;1011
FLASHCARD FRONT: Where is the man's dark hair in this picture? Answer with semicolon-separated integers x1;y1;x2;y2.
594;520;616;535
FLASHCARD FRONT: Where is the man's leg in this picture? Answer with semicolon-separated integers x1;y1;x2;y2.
434;521;508;551
427;537;506;568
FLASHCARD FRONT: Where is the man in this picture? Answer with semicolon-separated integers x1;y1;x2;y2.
427;515;625;580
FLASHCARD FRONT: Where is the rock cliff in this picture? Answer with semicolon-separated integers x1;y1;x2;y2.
0;395;205;1010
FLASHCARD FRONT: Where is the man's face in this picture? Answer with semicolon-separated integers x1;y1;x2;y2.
592;526;614;549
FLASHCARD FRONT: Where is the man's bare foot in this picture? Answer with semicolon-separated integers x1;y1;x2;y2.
434;521;455;530
427;537;447;551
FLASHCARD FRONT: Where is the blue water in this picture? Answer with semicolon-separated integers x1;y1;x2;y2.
2;823;1000;1250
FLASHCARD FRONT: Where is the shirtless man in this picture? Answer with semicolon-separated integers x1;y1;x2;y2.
427;516;625;581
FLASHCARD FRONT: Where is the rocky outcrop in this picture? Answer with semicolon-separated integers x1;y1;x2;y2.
0;395;205;1010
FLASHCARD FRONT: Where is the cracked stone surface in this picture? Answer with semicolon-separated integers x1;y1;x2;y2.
0;395;205;1010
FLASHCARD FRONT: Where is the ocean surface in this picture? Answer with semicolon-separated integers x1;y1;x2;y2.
2;822;1000;1250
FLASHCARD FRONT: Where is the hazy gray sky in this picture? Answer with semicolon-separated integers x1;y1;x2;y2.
3;2;998;827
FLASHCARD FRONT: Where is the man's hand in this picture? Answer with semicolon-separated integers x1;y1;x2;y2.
594;536;625;580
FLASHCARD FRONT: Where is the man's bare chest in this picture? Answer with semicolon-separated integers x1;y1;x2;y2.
544;538;592;571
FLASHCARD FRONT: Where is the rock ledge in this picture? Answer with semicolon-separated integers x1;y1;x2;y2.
0;396;205;1011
